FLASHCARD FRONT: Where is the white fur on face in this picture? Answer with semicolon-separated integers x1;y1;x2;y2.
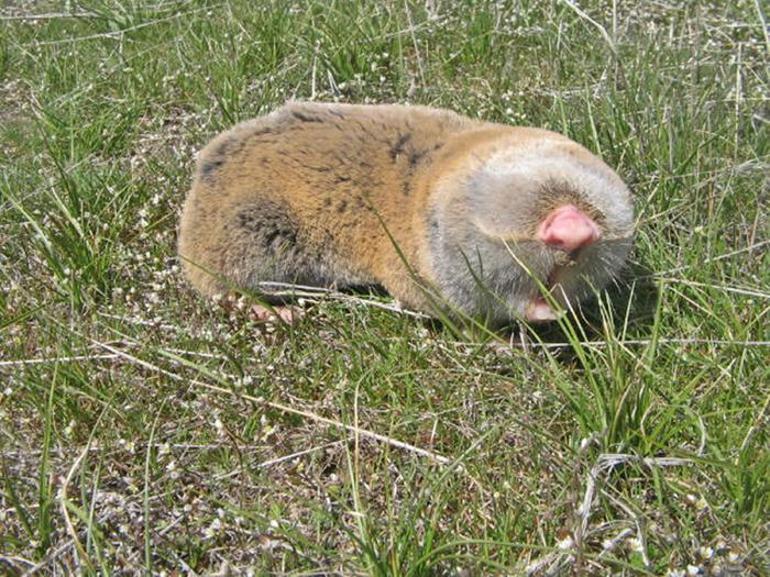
480;142;635;240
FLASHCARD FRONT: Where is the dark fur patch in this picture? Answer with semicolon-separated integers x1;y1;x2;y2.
390;132;412;161
213;136;249;159
236;201;298;255
199;139;233;179
408;149;428;167
291;111;323;123
399;142;443;194
200;158;224;178
243;127;276;146
213;139;231;157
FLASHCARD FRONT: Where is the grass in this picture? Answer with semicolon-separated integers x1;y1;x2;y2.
0;0;768;575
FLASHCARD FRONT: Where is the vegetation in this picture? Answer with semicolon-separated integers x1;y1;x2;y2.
1;1;767;575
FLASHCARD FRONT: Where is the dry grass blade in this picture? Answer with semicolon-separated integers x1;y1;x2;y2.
657;278;770;300
560;0;617;56
57;444;92;574
87;337;451;466
30;6;211;46
20;541;75;577
0;12;98;21
754;0;770;54
0;354;121;367
577;454;692;545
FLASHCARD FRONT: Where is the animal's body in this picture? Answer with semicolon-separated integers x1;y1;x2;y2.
178;102;634;325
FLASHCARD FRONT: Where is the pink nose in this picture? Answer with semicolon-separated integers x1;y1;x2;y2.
537;204;600;253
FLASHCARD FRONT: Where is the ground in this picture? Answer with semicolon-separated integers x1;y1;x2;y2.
0;1;768;575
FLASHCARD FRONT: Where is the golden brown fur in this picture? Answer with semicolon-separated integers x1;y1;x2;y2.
179;102;634;325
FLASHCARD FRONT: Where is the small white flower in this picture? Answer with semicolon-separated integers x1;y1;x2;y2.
556;535;574;550
699;546;713;559
627;537;643;553
203;518;222;539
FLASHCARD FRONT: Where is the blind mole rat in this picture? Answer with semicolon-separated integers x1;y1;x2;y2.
178;102;634;325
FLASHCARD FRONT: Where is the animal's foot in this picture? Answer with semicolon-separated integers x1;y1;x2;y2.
249;303;305;324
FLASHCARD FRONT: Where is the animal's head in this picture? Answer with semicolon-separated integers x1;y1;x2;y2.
427;133;635;325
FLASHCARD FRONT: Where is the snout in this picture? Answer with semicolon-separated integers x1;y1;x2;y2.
537;204;600;254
